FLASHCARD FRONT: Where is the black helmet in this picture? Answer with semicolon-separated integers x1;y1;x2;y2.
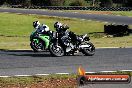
61;24;69;31
33;21;40;29
54;22;59;29
54;22;62;29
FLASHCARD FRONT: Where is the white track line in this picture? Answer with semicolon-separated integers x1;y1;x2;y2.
85;72;96;73
96;47;120;49
35;74;50;76
56;73;70;75
120;70;132;72
0;76;11;78
14;75;32;77
100;71;117;73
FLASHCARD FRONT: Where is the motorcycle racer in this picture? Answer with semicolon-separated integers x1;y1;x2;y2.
33;21;41;29
54;22;83;46
33;21;52;36
49;22;95;56
54;22;63;32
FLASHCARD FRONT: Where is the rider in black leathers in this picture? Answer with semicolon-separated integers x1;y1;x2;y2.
54;22;82;47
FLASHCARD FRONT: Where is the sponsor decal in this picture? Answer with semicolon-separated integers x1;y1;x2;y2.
77;66;131;85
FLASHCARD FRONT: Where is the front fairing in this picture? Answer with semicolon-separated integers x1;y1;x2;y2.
30;31;37;41
30;28;51;49
30;28;40;41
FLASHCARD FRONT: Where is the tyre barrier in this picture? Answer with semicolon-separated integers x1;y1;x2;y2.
104;24;130;37
11;5;132;11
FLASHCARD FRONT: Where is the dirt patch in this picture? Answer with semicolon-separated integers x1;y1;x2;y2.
36;15;75;21
0;78;77;88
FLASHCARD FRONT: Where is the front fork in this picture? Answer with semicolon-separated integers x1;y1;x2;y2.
56;32;59;46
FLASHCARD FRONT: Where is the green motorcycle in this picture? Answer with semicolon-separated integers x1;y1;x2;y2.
30;28;50;52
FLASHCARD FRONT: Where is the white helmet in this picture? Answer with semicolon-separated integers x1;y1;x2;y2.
41;24;50;32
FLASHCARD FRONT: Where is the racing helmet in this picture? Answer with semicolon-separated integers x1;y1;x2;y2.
61;24;69;31
54;22;62;31
33;21;40;29
42;24;50;32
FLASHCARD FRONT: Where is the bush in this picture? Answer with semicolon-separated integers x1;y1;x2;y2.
63;0;73;6
49;0;65;6
69;0;87;6
100;0;113;7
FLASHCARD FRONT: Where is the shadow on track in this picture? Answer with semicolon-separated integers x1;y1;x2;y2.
0;49;84;57
9;53;51;57
0;49;52;57
0;49;33;52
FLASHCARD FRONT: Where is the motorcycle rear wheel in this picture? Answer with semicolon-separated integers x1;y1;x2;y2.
81;42;95;56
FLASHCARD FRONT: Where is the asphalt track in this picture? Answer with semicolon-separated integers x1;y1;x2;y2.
0;48;132;76
0;48;132;88
0;8;132;24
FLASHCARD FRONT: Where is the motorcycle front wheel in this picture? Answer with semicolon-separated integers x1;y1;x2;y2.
81;42;95;56
30;39;44;52
49;43;64;57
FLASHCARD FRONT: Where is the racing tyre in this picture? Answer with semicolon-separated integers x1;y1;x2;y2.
30;39;44;52
49;43;64;57
81;42;95;56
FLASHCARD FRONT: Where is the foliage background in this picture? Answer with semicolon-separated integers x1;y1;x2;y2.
0;0;132;7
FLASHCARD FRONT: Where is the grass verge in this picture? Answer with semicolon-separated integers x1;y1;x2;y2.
0;74;77;88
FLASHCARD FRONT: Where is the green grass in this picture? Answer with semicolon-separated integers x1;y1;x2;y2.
112;11;132;16
91;35;132;47
0;13;104;36
0;12;132;49
0;36;29;49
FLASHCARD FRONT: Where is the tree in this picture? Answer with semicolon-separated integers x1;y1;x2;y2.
0;0;5;5
31;0;50;6
69;0;87;6
49;0;65;6
125;0;132;7
100;0;113;7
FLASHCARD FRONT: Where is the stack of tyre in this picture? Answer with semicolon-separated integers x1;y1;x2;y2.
104;24;130;37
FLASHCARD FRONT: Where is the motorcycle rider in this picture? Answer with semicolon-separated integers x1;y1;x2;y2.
33;21;41;29
54;22;63;32
33;21;52;36
54;22;82;50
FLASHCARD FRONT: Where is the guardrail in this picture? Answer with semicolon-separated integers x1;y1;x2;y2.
10;5;132;11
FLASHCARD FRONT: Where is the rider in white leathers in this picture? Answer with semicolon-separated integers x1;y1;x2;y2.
33;21;52;36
